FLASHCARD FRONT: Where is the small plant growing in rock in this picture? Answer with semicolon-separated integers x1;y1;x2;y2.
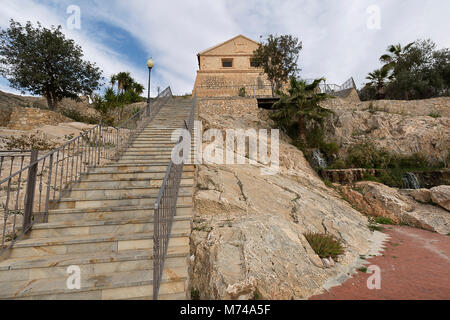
191;289;200;300
375;216;394;225
428;112;441;119
238;87;246;97
358;267;368;273
368;224;384;232
323;179;334;188
304;232;344;260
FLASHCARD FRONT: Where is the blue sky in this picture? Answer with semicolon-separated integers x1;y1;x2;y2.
1;0;450;96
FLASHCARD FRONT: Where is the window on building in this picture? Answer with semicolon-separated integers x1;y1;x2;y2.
222;58;233;68
250;59;259;68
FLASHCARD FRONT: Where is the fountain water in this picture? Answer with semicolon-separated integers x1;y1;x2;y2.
402;172;421;189
311;149;328;169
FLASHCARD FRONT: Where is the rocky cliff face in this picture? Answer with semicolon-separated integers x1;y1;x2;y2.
340;182;450;235
189;103;384;300
322;94;450;165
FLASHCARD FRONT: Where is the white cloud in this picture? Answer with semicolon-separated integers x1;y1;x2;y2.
1;0;450;95
0;0;147;94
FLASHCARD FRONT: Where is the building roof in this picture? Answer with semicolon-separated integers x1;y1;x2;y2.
197;34;260;56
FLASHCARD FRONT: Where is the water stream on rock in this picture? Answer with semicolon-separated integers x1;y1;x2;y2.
402;172;421;189
311;150;328;169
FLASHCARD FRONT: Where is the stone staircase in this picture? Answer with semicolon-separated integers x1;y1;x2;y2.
0;98;195;300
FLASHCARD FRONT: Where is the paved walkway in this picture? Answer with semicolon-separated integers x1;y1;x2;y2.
311;226;450;300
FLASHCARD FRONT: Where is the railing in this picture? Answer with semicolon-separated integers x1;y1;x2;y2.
0;87;173;255
307;77;356;94
153;91;197;300
0;151;32;181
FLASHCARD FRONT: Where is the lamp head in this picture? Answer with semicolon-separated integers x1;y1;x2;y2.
146;58;154;69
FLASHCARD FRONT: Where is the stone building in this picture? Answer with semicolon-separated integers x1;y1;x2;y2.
193;35;272;97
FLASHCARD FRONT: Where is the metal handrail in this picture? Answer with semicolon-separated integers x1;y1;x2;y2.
153;91;197;300
0;86;173;255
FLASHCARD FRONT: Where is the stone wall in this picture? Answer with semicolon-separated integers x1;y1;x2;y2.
198;97;258;116
4;107;71;131
194;72;271;97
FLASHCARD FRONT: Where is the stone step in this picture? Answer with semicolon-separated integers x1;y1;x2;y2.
88;164;169;173
28;217;191;238
0;267;187;300
55;193;193;209
66;185;192;201
119;155;193;161
122;151;195;157
80;170;194;181
94;163;195;170
126;147;176;151
75;177;194;190
9;231;190;259
130;142;177;146
0;246;189;282
48;205;192;223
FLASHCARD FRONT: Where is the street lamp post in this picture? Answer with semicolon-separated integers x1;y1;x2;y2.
146;58;154;116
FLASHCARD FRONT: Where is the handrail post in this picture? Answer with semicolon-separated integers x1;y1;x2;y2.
43;153;53;223
97;121;102;165
23;150;39;233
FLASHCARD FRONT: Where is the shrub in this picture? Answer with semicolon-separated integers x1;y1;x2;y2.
320;141;339;159
5;134;57;151
191;289;200;300
238;87;246;97
375;216;395;225
392;153;429;169
428;112;442;118
304;232;345;260
329;159;347;169
62;108;99;125
323;179;334;188
368;224;384;232
346;142;391;169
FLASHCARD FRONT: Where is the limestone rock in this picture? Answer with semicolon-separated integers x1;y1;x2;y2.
322;99;450;165
430;186;450;211
190;106;380;300
342;182;450;234
402;189;432;204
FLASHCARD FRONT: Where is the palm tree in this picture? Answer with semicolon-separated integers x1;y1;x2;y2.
366;68;389;98
380;42;415;71
110;74;117;88
132;82;145;96
272;77;332;140
113;72;133;94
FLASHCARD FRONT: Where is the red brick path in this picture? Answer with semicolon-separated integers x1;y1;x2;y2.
310;226;450;300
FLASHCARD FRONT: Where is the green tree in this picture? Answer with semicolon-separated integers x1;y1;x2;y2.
272;77;332;140
380;42;415;72
111;72;134;94
95;73;145;123
132;82;145;96
386;39;450;99
252;34;303;96
366;68;389;99
0;20;102;110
